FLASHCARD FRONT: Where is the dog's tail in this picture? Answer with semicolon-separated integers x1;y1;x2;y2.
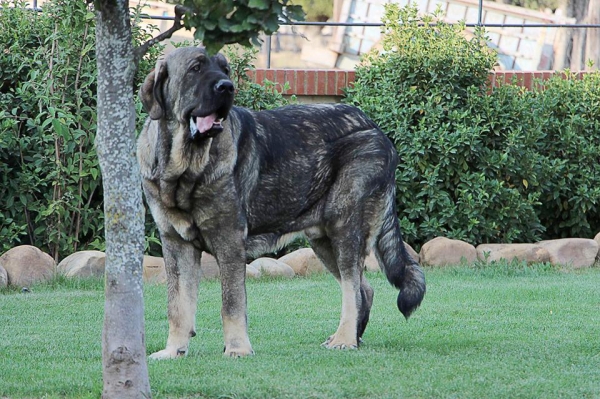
375;193;426;319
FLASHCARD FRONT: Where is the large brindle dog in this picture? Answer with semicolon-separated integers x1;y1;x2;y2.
137;46;426;358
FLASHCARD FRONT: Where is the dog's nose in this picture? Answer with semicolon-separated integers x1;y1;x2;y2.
215;79;234;94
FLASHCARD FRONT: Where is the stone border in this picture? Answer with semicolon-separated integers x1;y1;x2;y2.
1;233;598;288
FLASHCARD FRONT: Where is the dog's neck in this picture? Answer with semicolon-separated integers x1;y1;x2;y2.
155;119;212;180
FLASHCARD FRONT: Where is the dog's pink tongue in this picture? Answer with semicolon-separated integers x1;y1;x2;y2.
196;114;217;133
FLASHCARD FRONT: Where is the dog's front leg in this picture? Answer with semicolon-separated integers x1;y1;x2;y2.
220;261;253;357
149;234;202;360
159;179;177;208
209;231;254;357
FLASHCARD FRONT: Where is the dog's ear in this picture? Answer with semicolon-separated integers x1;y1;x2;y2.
139;60;168;120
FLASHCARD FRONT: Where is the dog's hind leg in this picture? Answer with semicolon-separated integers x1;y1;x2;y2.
357;273;374;341
327;231;368;349
307;233;340;280
309;231;371;349
149;235;202;360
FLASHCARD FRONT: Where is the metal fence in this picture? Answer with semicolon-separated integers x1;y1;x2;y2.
25;0;600;69
267;20;600;69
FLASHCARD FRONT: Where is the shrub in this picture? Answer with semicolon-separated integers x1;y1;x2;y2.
0;2;293;260
0;0;163;259
0;0;103;261
345;4;546;249
532;72;600;239
222;45;294;110
0;0;173;260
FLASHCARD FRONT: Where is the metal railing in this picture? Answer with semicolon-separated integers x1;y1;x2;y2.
24;0;600;69
268;19;600;69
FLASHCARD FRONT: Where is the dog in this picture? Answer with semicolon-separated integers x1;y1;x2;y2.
137;46;426;358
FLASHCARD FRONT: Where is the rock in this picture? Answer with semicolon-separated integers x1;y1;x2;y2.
595;233;600;260
404;242;420;263
201;253;220;280
57;250;106;278
143;255;166;284
142;254;258;283
365;242;420;272
246;264;261;279
476;243;550;264
0;245;55;287
144;252;221;281
249;257;295;278
0;265;7;288
420;237;477;267
278;248;325;276
538;238;599;268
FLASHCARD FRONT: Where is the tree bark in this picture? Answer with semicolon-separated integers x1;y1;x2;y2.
584;0;600;70
95;0;151;398
553;0;573;70
569;0;589;70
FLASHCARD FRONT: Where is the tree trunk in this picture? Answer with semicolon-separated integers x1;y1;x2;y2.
570;0;589;70
553;0;573;70
584;0;600;70
95;0;151;398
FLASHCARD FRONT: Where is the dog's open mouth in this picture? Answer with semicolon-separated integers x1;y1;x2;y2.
190;113;223;139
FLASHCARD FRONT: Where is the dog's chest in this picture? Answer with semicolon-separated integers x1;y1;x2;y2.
173;153;238;212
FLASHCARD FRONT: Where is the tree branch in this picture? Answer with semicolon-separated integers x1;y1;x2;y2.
133;5;187;65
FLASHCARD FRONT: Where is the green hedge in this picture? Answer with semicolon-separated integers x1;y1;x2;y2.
0;0;290;260
533;73;600;239
345;4;599;249
0;0;104;261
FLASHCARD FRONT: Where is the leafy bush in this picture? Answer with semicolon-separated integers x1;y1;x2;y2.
0;0;102;261
0;1;293;260
223;45;294;109
179;0;304;54
532;72;600;239
346;4;600;248
345;4;546;248
0;0;161;259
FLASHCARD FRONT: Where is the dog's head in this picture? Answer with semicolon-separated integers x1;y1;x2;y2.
140;46;234;141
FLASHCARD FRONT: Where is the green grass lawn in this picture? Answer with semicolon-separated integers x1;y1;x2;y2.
1;264;599;398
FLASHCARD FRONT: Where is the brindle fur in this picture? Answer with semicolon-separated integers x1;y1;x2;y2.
137;46;426;358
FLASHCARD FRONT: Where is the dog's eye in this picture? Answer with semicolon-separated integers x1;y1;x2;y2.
191;64;201;72
223;66;231;76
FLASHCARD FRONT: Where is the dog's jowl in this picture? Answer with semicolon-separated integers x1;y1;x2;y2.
137;46;426;358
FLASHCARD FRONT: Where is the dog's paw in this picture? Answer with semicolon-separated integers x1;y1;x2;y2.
324;342;358;350
321;335;358;350
223;345;254;358
148;347;186;360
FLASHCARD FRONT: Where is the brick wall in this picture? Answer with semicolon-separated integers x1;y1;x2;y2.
247;69;591;101
487;71;589;89
247;69;356;97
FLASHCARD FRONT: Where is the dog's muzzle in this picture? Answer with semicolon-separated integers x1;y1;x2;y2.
189;79;234;140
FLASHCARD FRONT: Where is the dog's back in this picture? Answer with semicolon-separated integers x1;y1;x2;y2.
229;103;397;236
